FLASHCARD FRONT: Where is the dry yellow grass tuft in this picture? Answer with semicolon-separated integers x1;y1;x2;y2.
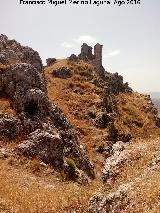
0;159;101;213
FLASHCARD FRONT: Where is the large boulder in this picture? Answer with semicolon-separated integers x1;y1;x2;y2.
17;129;64;167
0;63;46;95
17;128;95;178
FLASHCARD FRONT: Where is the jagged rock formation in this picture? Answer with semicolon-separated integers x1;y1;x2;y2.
17;129;64;167
89;153;160;212
0;63;48;118
89;185;129;213
68;54;78;61
0;34;42;72
0;34;160;212
105;72;132;94
0;35;95;179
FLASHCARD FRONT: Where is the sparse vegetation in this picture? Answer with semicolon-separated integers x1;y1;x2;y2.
0;37;160;212
64;157;78;180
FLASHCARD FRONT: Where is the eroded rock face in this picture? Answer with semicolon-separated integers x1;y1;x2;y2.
61;129;95;179
105;72;132;94
0;113;22;139
88;184;130;213
17;129;64;166
0;35;95;179
49;103;72;130
0;34;42;72
16;128;95;178
0;63;49;117
14;88;49;117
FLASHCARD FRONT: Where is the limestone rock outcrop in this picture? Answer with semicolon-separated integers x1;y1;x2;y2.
105;72;132;94
0;35;95;179
0;63;49;117
0;113;22;139
88;184;130;213
0;34;42;73
17;129;64;167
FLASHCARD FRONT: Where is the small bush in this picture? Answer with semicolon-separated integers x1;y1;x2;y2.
64;158;78;180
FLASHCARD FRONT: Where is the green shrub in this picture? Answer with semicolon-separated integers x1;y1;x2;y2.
64;158;78;180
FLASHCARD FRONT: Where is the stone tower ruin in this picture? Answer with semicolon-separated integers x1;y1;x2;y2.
78;43;104;77
93;43;103;76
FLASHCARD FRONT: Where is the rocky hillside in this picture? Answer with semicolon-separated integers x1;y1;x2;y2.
152;99;160;117
0;34;160;212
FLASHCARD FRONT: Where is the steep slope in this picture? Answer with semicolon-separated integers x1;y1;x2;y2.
0;35;160;212
89;136;160;213
0;35;95;179
44;58;159;169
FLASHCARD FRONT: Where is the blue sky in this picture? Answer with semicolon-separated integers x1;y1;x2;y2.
0;0;160;93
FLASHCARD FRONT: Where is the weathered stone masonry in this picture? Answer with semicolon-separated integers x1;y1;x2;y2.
78;43;104;77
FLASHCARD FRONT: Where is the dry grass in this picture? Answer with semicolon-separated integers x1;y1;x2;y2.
115;92;157;138
96;136;160;213
0;59;160;212
45;59;107;169
44;59;158;164
0;98;16;115
0;135;160;213
0;159;101;213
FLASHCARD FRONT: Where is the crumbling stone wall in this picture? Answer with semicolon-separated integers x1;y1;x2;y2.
78;43;94;61
78;43;104;77
77;43;132;93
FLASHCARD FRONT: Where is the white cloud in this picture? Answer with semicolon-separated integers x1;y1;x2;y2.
104;50;120;58
61;35;98;49
60;42;74;48
73;35;97;45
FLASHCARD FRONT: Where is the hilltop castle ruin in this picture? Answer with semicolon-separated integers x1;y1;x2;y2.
78;43;105;77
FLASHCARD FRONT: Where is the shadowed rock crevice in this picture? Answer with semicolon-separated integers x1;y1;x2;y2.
24;101;38;117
